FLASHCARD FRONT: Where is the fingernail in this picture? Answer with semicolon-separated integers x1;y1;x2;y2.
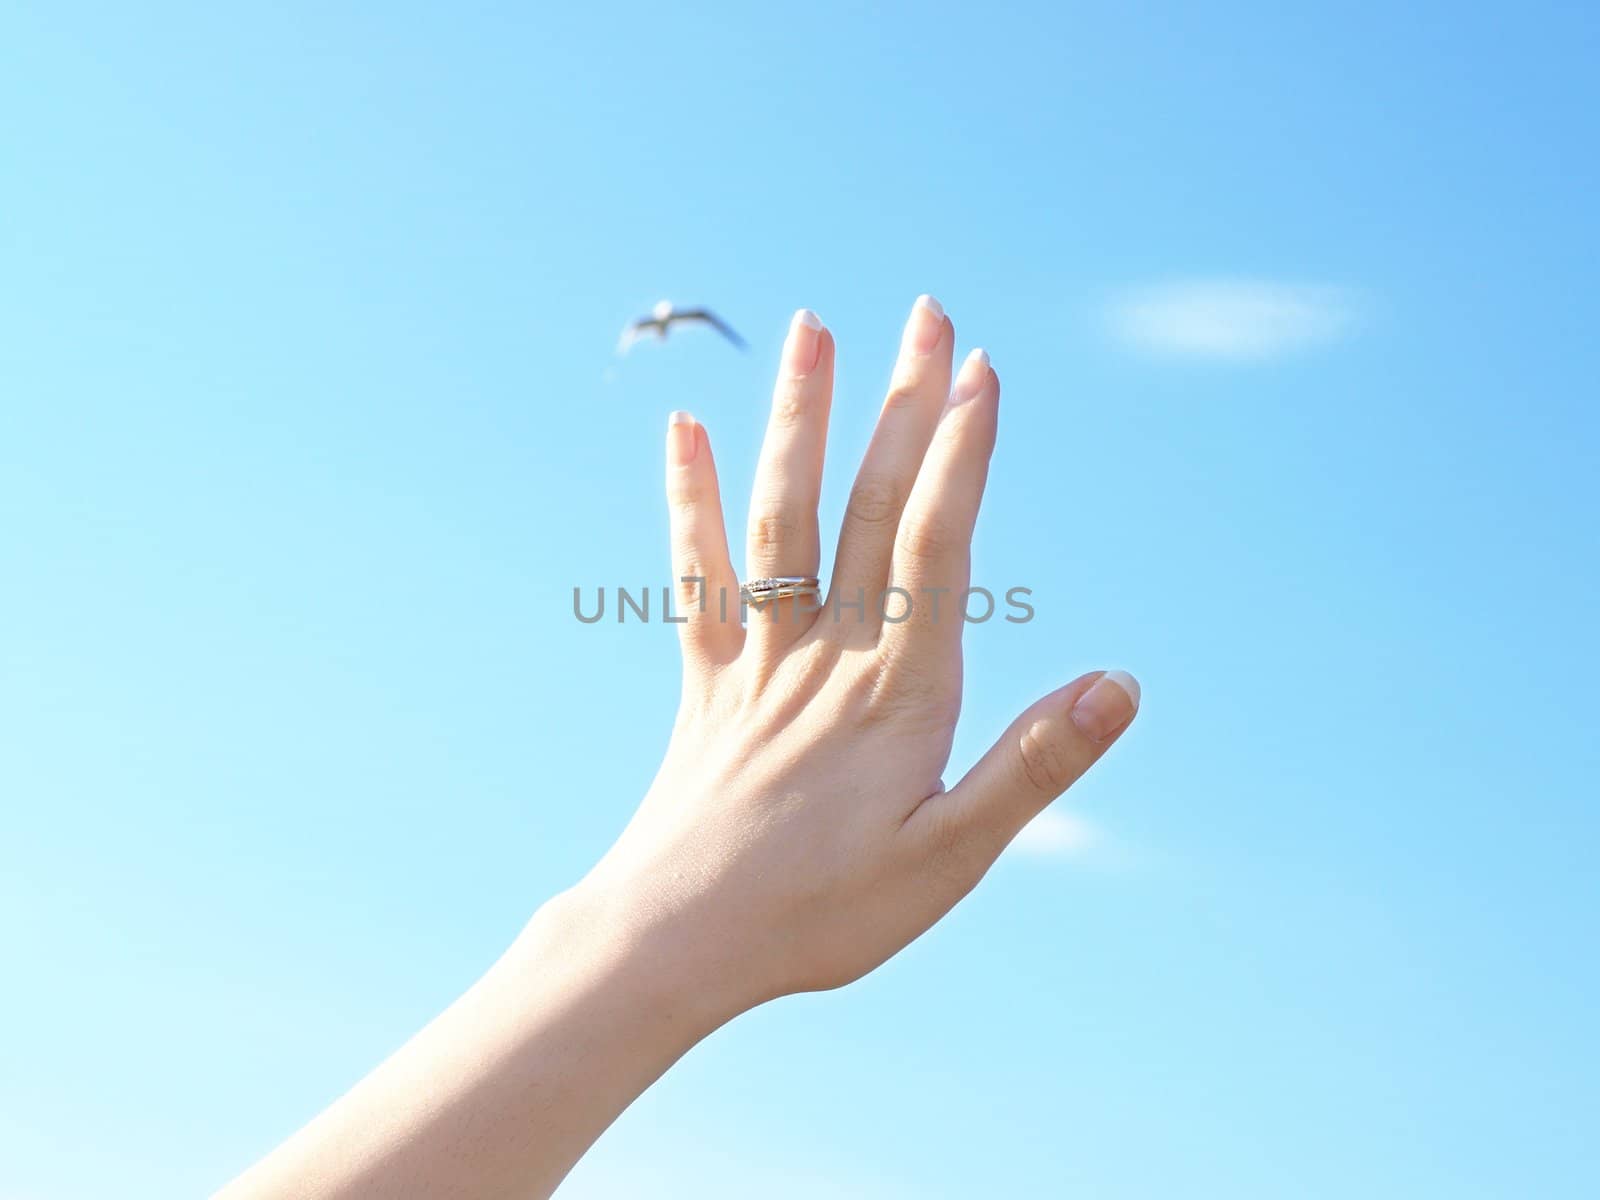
907;294;945;356
784;309;823;375
1070;670;1140;743
667;410;697;464
949;347;991;404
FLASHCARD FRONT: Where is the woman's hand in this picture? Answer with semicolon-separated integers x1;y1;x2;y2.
217;297;1140;1200
580;296;1140;1016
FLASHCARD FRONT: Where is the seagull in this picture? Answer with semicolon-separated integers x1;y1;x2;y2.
618;300;747;353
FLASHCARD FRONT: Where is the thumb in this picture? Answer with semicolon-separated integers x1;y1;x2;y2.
916;670;1141;863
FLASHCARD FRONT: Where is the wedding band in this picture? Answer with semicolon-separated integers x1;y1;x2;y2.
739;575;821;605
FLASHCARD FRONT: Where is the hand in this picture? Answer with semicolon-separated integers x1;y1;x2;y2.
217;297;1141;1200
579;296;1140;1014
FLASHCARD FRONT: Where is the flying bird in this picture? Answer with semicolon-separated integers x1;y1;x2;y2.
618;300;747;353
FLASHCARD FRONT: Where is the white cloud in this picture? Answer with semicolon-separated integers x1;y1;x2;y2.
1109;279;1356;360
1010;808;1099;858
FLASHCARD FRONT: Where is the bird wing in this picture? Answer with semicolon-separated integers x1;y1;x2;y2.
616;317;656;354
672;308;748;351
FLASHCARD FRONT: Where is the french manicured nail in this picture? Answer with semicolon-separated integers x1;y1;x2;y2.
907;294;946;355
668;410;697;464
784;309;824;375
949;347;991;404
1070;670;1140;742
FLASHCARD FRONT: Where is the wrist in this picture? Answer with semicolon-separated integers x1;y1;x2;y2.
505;875;754;1042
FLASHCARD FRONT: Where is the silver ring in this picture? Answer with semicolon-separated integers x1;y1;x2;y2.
739;575;821;606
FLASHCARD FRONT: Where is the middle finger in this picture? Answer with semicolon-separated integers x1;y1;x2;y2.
826;294;953;639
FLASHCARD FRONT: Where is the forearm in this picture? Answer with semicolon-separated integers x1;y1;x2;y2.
217;883;735;1200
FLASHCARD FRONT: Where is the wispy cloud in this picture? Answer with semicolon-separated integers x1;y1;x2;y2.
1109;279;1356;360
1010;809;1100;858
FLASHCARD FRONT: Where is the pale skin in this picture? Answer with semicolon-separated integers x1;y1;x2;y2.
217;296;1141;1199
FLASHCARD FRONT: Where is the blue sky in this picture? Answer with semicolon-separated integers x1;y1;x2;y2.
2;2;1597;1196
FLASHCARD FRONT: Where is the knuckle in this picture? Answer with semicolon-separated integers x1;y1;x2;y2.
845;477;902;529
883;377;927;411
749;510;798;552
1016;721;1077;797
896;516;955;563
669;488;703;516
672;558;707;593
667;473;705;511
769;381;809;428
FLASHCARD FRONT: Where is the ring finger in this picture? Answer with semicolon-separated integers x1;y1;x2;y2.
745;308;834;660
